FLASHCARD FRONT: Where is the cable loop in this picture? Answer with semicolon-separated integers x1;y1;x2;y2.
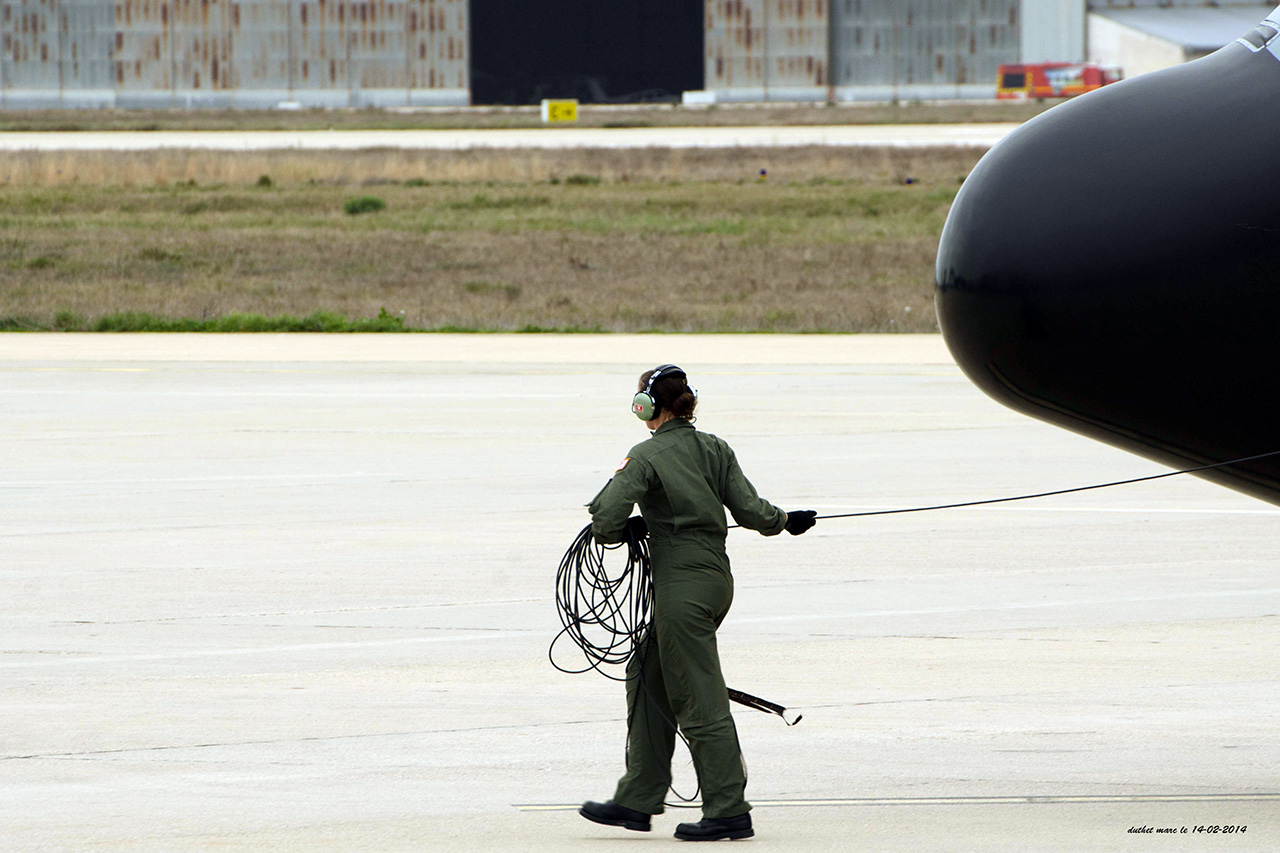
549;523;652;679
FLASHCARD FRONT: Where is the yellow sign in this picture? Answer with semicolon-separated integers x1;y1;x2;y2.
541;99;578;123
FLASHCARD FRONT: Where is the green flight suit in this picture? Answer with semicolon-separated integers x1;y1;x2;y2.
588;418;787;819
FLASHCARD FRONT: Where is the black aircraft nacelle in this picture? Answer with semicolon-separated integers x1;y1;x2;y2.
935;15;1280;506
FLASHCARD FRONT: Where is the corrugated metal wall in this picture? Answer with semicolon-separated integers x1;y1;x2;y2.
1022;0;1085;63
705;0;830;102
1;0;468;108
702;0;1023;102
830;0;1020;100
1;0;114;102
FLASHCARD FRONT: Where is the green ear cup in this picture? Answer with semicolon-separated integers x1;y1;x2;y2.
632;392;657;421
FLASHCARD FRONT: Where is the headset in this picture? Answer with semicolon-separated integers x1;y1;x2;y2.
631;364;689;421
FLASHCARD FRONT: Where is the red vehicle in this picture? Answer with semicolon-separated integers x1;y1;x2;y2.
997;63;1123;100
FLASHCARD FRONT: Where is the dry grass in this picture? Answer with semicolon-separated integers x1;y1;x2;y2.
0;146;984;332
0;144;983;186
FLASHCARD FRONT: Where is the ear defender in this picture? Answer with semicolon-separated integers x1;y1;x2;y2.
632;364;686;421
631;391;658;421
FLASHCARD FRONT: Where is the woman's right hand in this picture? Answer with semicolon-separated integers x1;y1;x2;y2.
783;510;816;536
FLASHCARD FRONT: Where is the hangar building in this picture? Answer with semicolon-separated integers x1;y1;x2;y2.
0;0;1271;108
1085;1;1278;80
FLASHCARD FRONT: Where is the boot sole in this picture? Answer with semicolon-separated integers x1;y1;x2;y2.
578;807;651;832
675;827;754;841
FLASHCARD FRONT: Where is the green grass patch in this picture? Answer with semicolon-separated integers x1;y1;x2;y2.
445;193;551;211
462;280;522;299
78;310;407;333
343;195;387;215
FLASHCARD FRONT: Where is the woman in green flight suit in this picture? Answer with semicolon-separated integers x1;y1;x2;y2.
578;364;816;842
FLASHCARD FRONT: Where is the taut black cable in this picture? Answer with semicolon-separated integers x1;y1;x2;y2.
551;447;1280;800
731;448;1280;527
549;449;1280;706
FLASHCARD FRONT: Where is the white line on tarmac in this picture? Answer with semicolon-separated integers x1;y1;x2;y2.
734;588;1280;625
0;632;526;669
0;331;955;364
517;792;1280;810
91;598;543;623
6;588;1276;670
0;472;400;488
0;388;567;398
3;717;617;762
0;124;1018;152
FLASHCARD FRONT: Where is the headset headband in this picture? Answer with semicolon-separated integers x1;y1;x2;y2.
645;364;685;395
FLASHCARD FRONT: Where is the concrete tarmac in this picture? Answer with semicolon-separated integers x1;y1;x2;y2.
2;334;1277;851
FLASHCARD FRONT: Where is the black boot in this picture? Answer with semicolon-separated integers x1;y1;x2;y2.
675;812;754;841
579;800;652;832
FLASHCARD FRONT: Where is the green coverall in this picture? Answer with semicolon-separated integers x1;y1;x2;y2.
588;418;787;819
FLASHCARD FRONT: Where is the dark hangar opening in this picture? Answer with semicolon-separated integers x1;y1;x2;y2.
470;0;703;105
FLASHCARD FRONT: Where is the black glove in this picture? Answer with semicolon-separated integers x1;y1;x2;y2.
784;510;816;536
624;515;649;541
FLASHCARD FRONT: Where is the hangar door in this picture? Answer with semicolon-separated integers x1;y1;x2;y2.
470;0;702;104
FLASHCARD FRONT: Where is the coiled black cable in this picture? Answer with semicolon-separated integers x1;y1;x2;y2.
549;519;797;805
549;522;652;680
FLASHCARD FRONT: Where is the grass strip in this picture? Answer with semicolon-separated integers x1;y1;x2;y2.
0;311;617;333
0;146;983;333
0;310;406;332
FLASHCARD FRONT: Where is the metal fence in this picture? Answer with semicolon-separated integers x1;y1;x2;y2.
1;0;468;108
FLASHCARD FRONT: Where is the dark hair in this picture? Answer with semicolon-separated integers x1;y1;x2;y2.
639;368;698;420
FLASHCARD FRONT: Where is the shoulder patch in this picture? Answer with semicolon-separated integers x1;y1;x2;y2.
616;457;631;472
